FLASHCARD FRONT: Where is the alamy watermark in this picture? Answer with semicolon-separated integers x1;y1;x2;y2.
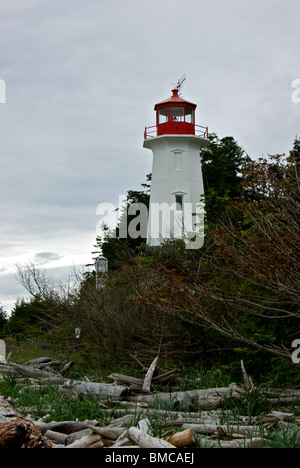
291;339;300;364
0;79;6;103
96;195;205;250
291;79;300;104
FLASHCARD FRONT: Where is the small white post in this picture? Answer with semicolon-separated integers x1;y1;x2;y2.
0;339;6;363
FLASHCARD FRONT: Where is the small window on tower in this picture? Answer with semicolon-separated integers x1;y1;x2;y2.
175;194;183;210
174;151;183;170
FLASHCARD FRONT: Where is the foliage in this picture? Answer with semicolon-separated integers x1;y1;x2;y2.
95;174;151;270
0;305;7;336
3;297;51;343
3;136;300;384
133;150;300;368
200;133;250;224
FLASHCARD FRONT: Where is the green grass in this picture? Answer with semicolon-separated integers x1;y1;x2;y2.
178;364;233;391
1;365;300;448
0;375;114;423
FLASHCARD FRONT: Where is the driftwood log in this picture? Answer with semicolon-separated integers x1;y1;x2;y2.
60;379;129;400
1;356;299;449
182;423;265;437
142;356;158;394
128;427;176;448
35;420;96;435
129;385;240;410
0;363;60;382
167;428;196;447
65;432;103;448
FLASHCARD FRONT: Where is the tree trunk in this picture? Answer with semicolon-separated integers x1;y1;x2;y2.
0;396;51;448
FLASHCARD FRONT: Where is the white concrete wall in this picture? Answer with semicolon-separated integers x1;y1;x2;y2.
143;135;208;248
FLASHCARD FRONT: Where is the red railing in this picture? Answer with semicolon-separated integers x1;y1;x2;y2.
144;124;208;139
195;124;209;139
144;125;157;139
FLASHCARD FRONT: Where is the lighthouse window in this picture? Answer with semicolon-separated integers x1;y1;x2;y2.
170;107;184;122
185;108;194;124
158;108;169;124
174;151;183;171
175;195;183;210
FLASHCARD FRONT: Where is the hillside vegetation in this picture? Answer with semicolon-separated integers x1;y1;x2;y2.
0;134;299;386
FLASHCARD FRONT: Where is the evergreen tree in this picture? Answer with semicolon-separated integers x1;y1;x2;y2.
95;174;151;270
0;305;7;336
200;133;250;224
288;135;300;163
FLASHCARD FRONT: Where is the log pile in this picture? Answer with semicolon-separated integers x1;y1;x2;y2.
0;356;299;448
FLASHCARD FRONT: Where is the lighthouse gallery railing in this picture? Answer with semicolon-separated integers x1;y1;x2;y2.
144;124;209;139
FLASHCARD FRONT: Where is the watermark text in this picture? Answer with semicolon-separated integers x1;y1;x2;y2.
0;79;6;103
96;196;205;249
291;79;300;104
291;339;300;364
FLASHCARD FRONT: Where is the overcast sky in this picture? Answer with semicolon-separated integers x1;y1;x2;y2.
0;0;299;312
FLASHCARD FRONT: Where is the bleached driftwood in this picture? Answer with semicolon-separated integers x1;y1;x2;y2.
0;362;61;382
25;357;52;365
111;431;131;447
277;420;300;441
240;360;254;392
65;429;91;445
87;424;126;440
142;356;158;393
108;373;144;387
45;429;68;445
35;420;95;435
137;418;152;435
108;369;181;388
65;431;103;448
130;385;240;410
60;379;129;400
197;436;270;448
128;426;176;448
182;423;264;437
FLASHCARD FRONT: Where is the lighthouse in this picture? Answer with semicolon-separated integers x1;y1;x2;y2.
143;80;209;249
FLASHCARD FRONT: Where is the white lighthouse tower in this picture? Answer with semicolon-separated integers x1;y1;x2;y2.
143;81;209;249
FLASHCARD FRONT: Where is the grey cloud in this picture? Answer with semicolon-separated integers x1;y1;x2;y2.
0;0;299;310
33;251;64;265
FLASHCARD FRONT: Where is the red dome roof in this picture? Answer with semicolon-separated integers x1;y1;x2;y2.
154;88;197;110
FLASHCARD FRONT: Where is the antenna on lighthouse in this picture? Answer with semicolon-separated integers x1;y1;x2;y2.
176;73;186;95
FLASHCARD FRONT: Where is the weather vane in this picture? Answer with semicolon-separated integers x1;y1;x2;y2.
173;73;186;95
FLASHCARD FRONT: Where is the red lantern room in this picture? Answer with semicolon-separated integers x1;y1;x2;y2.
144;85;208;139
155;87;196;136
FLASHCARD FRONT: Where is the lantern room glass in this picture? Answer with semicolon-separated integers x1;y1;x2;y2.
158;108;169;124
170;107;184;122
158;107;194;124
185;108;194;124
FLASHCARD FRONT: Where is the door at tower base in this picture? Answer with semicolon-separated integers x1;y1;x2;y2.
146;199;205;250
